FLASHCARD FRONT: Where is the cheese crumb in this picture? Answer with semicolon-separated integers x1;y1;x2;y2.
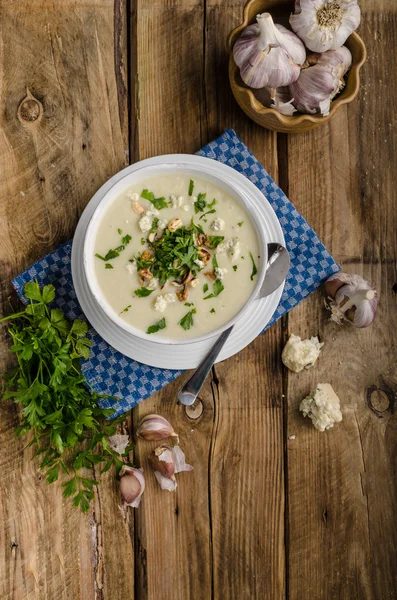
138;215;152;233
146;209;159;217
127;191;140;201
195;259;205;269
216;241;228;253
125;262;136;274
177;196;184;207
228;239;241;261
300;384;342;432
281;334;323;373
182;205;190;211
157;218;168;230
146;278;159;291
211;218;225;231
153;293;176;312
214;267;228;280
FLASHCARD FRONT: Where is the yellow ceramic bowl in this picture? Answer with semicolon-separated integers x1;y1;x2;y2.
228;0;367;133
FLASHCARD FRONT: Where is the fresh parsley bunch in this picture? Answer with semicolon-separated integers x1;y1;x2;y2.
1;282;131;512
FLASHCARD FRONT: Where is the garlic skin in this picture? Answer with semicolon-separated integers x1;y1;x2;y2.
300;383;342;431
150;445;193;492
324;272;378;328
108;434;130;455
290;0;361;53
119;466;145;508
282;334;323;373
270;90;297;116
233;12;306;89
149;445;176;480
136;414;179;442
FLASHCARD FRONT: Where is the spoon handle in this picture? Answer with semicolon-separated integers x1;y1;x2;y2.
177;326;233;406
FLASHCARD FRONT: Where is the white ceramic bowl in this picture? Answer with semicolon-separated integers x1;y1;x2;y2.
83;155;268;345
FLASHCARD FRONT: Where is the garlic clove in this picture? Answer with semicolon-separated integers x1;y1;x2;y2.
324;272;378;328
305;46;352;76
233;12;306;89
119;466;145;508
290;0;361;53
148;444;176;480
136;414;179;442
154;471;177;492
173;445;193;473
108;434;130;455
290;63;339;115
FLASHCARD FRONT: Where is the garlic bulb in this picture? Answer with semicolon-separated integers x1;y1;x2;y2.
119;466;145;508
290;0;361;53
290;47;351;116
233;12;306;89
136;414;179;442
324;272;378;328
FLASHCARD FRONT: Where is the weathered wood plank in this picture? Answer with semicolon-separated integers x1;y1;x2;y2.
0;2;133;599
204;2;285;598
130;2;213;600
285;1;397;598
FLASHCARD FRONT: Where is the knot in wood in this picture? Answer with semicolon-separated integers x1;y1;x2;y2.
185;399;203;420
18;89;42;125
367;385;393;416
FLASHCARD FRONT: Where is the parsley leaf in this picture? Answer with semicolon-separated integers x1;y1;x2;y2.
249;252;258;280
212;254;219;269
199;209;216;220
96;231;131;263
184;302;194;307
194;193;207;213
120;304;131;314
206;235;225;249
204;279;224;299
210;308;215;313
146;318;166;334
203;283;209;293
141;188;168;210
121;234;132;246
0;282;130;514
238;221;244;227
141;238;145;245
105;263;113;269
233;265;238;271
208;198;217;208
135;287;154;297
117;228;122;235
188;179;194;196
179;308;197;330
149;217;159;233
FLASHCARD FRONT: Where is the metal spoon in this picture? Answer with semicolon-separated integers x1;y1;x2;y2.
177;243;290;406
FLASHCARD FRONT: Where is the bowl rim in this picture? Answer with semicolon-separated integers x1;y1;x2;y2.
82;154;269;345
227;0;367;127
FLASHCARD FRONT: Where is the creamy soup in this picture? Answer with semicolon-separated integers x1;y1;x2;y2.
93;173;261;339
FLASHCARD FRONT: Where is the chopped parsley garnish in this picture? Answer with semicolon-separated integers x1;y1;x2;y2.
249;252;258;280
233;265;238;271
141;238;145;245
206;235;224;249
212;254;219;269
117;228;122;235
203;283;209;293
95;231;132;262
105;263;113;269
149;217;159;233
210;308;215;313
120;304;131;314
199;209;216;220
204;279;224;299
146;318;166;334
194;193;207;213
121;234;132;246
141;189;168;210
188;179;194;196
179;308;197;331
208;199;217;208
135;287;154;297
238;221;244;227
184;302;194;307
141;189;154;201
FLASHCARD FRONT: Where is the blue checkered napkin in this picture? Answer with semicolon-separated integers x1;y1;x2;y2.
12;129;339;417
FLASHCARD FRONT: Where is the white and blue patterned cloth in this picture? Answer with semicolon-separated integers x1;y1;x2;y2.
12;130;339;417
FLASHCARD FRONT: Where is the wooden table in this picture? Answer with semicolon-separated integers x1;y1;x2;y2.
1;1;396;598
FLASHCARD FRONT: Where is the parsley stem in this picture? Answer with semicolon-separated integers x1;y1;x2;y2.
0;310;28;323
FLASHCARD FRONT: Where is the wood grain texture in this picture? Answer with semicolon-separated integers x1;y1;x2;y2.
285;1;397;598
0;2;133;599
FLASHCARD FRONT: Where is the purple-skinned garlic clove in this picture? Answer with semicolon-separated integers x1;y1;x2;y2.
119;466;145;508
324;272;378;328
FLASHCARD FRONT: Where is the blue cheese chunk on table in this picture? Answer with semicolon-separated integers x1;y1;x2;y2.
299;384;342;432
281;333;323;373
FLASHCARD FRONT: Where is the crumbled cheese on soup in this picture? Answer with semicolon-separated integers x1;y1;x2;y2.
228;239;241;261
146;278;159;291
195;259;205;269
157;219;168;230
282;334;324;373
139;215;152;233
153;293;176;312
127;191;139;201
216;241;228;253
182;205;190;212
125;262;136;274
300;384;342;432
146;209;159;217
211;218;225;231
214;267;228;280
